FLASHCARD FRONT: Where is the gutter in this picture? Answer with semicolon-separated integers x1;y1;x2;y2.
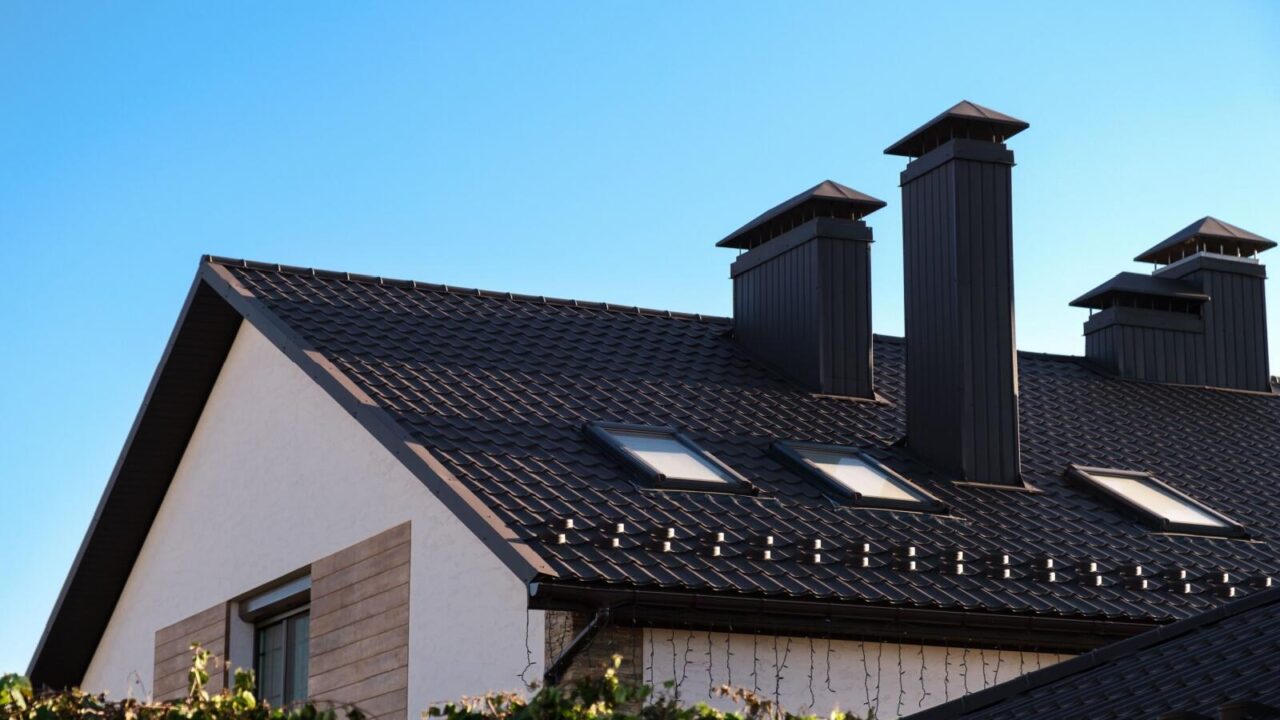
528;582;1156;655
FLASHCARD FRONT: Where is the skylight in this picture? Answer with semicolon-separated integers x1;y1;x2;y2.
586;422;752;492
1068;465;1244;537
772;441;943;511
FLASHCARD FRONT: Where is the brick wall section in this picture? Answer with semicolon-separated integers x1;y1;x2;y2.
544;611;642;687
154;603;229;700
308;523;411;720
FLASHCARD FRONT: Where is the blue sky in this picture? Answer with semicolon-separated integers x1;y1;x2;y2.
1;2;1277;676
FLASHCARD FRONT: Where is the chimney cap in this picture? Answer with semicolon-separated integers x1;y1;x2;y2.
716;180;886;250
1070;271;1209;309
1134;217;1277;265
884;100;1029;158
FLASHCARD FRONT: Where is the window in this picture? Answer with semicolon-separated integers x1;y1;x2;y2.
241;575;311;707
1067;465;1245;537
772;441;943;512
585;422;753;492
255;609;309;708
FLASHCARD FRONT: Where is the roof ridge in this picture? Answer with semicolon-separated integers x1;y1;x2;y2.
204;255;733;325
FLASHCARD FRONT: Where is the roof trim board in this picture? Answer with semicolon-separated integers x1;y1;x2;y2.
528;582;1157;654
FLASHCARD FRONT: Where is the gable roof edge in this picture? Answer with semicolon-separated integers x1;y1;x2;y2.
29;259;556;689
28;271;244;687
201;260;557;583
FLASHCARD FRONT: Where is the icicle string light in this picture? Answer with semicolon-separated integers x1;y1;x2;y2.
548;519;1267;599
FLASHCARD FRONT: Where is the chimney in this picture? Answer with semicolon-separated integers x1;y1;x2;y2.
1074;217;1274;391
719;180;886;398
884;101;1028;487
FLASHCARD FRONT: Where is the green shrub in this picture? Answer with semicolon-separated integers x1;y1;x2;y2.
2;647;867;720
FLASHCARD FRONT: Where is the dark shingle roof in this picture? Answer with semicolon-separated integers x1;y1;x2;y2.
905;586;1280;719
220;258;1280;624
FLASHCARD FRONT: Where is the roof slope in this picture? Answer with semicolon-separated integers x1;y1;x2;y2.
223;258;1280;622
31;256;1280;686
905;586;1280;719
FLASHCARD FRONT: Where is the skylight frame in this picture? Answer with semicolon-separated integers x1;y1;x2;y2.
585;421;755;494
1066;465;1247;538
771;440;945;512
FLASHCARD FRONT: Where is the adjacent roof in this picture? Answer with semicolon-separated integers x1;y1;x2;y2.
1069;271;1209;309
716;180;885;250
31;257;1280;687
884;101;1029;157
1135;216;1277;265
906;586;1280;719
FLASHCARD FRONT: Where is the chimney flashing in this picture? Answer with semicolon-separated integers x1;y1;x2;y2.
729;217;871;277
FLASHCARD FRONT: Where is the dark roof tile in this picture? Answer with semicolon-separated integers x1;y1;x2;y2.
219;259;1280;625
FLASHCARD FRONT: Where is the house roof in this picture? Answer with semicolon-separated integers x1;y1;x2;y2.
905;586;1280;719
1069;271;1210;309
30;256;1280;688
1134;216;1276;265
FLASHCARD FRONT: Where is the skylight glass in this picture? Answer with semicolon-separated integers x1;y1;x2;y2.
609;429;733;485
771;441;943;511
1085;471;1226;528
794;448;922;502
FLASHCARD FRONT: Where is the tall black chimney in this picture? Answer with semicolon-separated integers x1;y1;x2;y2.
1074;217;1274;392
719;180;886;399
885;101;1028;487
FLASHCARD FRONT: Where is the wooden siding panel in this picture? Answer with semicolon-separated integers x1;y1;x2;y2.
154;603;228;701
308;523;410;719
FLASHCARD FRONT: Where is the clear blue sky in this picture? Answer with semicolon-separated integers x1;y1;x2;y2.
2;2;1277;676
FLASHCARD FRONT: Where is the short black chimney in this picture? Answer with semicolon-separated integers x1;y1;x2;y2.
1074;217;1274;391
885;101;1028;487
719;180;886;398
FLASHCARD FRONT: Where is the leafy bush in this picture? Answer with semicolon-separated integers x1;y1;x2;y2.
2;648;867;720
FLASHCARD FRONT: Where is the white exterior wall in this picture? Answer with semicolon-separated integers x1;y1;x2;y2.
81;321;544;711
639;629;1067;719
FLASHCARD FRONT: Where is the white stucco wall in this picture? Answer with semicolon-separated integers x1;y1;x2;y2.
639;629;1067;719
81;320;544;711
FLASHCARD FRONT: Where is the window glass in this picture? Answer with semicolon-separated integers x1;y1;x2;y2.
610;429;732;484
255;621;286;707
286;614;309;705
796;448;922;502
1088;472;1226;527
255;609;309;707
